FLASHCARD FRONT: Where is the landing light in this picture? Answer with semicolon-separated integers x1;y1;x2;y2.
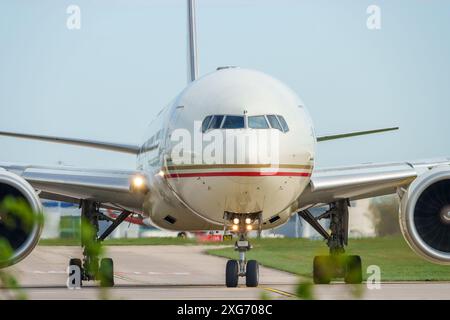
232;224;239;231
233;218;240;225
131;175;148;193
132;176;145;188
246;225;253;231
245;218;252;224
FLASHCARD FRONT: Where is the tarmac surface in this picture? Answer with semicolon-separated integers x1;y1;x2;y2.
2;245;450;300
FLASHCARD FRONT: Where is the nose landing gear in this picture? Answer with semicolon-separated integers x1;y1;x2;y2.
225;235;259;287
224;212;261;288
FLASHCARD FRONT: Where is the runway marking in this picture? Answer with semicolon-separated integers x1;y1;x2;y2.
114;273;137;283
29;270;191;276
112;271;191;284
263;287;297;298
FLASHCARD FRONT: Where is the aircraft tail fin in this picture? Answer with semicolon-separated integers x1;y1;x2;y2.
187;0;198;83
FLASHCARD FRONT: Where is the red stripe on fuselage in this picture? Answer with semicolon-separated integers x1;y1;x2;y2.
165;171;311;178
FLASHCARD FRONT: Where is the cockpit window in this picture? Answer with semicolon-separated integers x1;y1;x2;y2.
277;115;289;132
248;115;269;129
202;115;212;132
267;115;282;131
201;114;289;133
222;115;245;129
209;115;224;129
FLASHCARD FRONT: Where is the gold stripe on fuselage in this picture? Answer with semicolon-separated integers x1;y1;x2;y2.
166;164;313;171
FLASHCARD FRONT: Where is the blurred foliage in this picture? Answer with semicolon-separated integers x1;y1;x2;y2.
348;284;364;299
0;196;42;233
60;216;80;239
0;196;112;299
295;280;314;300
369;195;400;236
80;218;111;299
259;290;271;300
81;218;103;267
0;239;26;300
0;196;42;299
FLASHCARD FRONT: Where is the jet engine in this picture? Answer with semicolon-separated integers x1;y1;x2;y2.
400;167;450;264
0;169;43;267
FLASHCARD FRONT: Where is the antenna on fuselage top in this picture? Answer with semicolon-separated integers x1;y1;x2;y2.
187;0;198;83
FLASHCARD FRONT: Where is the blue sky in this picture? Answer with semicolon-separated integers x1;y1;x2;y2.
1;0;449;169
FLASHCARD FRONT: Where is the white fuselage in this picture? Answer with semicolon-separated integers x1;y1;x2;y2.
137;68;316;231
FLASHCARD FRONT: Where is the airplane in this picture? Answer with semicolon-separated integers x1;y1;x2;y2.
0;0;449;288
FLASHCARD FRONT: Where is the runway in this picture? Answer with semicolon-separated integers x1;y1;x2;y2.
2;245;450;300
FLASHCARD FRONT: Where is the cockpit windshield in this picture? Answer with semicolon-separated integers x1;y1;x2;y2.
209;115;224;129
266;115;282;131
222;116;245;129
201;114;289;133
248;115;269;129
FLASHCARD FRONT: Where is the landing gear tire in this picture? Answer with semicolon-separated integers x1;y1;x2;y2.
344;255;362;284
225;260;239;288
245;260;259;287
313;255;363;284
69;258;83;287
313;256;332;284
99;258;115;287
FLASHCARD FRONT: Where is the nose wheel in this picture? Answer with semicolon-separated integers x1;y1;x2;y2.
225;235;259;288
245;260;259;287
225;260;239;287
223;212;262;288
225;258;260;288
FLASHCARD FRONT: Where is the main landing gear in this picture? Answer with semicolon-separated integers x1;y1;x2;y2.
224;213;261;288
68;200;131;287
298;199;362;284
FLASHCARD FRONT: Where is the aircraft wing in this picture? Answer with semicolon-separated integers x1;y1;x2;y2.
297;158;450;208
0;162;146;213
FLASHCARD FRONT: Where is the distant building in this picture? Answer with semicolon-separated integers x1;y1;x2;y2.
348;199;376;238
271;207;330;239
41;201;79;239
41;201;141;239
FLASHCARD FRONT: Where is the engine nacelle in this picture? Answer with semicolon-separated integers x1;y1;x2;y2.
400;167;450;264
0;169;43;267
